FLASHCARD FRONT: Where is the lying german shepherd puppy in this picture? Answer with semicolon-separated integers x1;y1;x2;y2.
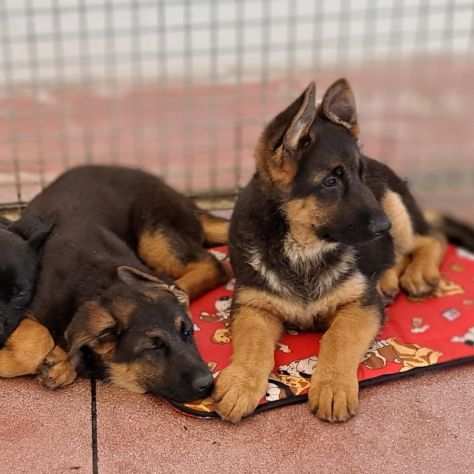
0;216;58;379
0;165;229;402
213;79;457;422
0;215;52;347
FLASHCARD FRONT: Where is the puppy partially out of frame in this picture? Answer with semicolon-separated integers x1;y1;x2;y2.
0;165;229;403
0;215;62;381
213;78;473;423
0;215;52;346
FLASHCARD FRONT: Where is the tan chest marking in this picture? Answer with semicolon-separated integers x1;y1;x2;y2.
236;272;367;330
282;197;331;248
283;232;339;270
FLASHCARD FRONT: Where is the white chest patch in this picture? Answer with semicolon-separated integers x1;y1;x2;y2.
247;241;356;300
283;234;339;269
247;248;290;295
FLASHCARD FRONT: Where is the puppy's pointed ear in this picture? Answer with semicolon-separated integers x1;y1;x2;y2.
27;220;54;251
265;81;317;152
117;266;189;307
9;215;54;251
319;78;358;136
257;82;316;189
65;302;119;368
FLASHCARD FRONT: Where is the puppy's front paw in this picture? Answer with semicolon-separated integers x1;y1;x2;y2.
400;261;440;297
37;346;77;389
377;268;400;303
212;364;266;423
308;372;359;422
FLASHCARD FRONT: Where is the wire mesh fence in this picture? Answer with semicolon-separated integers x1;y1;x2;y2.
0;0;473;219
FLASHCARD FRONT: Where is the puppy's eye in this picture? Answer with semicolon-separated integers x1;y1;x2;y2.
322;166;344;188
322;176;338;188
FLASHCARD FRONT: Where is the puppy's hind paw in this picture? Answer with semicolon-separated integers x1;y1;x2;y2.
400;263;440;298
37;345;77;389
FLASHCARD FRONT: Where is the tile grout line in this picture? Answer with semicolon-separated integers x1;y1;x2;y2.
90;378;99;474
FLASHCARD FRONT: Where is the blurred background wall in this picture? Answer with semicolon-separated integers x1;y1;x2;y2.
0;0;472;220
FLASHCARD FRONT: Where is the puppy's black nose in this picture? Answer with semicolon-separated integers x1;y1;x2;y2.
368;214;391;235
192;372;214;395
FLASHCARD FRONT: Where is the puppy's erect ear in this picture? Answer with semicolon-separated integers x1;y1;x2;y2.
9;214;54;251
256;82;316;189
117;266;189;307
266;81;316;152
319;78;358;137
65;302;119;368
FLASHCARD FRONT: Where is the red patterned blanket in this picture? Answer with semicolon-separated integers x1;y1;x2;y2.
172;245;474;418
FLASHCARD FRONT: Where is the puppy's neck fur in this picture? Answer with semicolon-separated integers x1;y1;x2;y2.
283;230;339;270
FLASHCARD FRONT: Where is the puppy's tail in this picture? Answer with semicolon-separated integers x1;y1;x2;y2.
197;211;230;245
425;210;474;252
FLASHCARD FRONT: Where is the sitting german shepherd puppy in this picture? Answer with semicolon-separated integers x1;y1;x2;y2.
0;165;229;402
213;79;448;422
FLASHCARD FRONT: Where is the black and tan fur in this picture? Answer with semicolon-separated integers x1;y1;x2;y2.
0;215;72;385
0;165;229;402
213;78;461;423
0;215;53;346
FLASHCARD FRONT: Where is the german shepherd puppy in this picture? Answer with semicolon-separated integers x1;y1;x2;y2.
0;215;53;346
0;215;59;380
213;79;457;422
0;165;229;402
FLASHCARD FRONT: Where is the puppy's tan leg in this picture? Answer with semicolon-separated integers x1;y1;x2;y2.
309;302;380;422
378;255;409;300
37;345;77;389
0;319;54;378
380;189;417;299
400;235;446;297
213;304;283;423
382;190;446;297
175;257;230;301
198;212;229;245
138;229;228;300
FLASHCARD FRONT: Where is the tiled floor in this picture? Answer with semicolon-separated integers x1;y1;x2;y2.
2;364;474;474
1;378;91;473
